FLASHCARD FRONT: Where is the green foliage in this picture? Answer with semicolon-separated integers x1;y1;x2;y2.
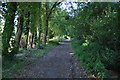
71;39;85;48
68;2;120;77
2;58;25;78
48;40;59;45
72;38;120;78
103;48;120;72
72;40;107;77
49;8;69;36
48;37;64;45
71;3;120;50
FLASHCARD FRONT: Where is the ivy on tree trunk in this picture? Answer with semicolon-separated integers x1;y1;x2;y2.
11;15;24;55
2;2;17;57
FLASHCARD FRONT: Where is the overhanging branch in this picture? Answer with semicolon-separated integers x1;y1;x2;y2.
48;0;64;19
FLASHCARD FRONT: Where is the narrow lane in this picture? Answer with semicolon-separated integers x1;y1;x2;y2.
14;42;88;78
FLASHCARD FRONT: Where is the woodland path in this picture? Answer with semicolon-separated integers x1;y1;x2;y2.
13;41;88;78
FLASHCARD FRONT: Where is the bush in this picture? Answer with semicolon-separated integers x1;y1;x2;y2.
71;39;85;48
48;37;64;45
72;40;107;78
104;48;120;72
48;40;59;45
72;39;120;78
38;44;46;49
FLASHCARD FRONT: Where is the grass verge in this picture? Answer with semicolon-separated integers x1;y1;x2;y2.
2;43;56;78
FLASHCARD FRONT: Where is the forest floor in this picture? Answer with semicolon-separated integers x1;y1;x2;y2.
13;41;88;78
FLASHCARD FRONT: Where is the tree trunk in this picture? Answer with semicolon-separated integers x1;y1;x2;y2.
25;30;29;49
43;19;48;44
37;2;42;46
42;2;61;44
25;12;30;49
11;15;24;54
2;2;17;57
34;30;37;46
30;33;34;48
43;3;49;44
38;28;42;44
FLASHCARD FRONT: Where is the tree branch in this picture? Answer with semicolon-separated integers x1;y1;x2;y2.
48;0;64;19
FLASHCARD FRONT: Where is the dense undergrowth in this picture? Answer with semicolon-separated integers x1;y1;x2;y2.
71;39;120;78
